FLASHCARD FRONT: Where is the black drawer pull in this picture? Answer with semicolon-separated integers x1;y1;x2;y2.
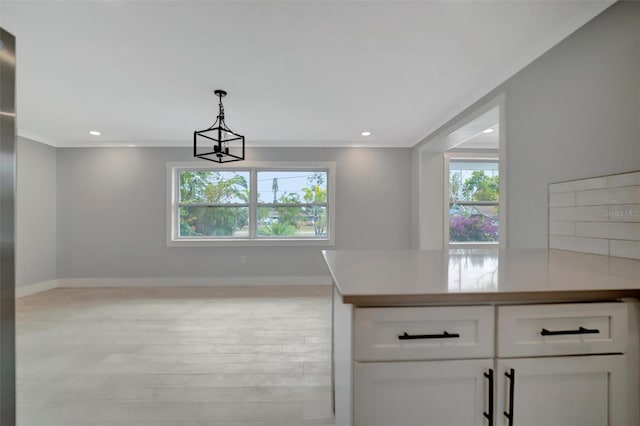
540;326;600;336
483;369;494;426
398;331;460;340
504;368;515;426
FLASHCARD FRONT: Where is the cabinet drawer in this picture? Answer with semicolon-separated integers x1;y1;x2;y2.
354;306;494;361
497;302;627;358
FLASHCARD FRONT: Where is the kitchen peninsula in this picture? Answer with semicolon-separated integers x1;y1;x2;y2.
323;248;640;426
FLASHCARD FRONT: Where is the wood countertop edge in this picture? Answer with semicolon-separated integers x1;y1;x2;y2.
341;289;640;306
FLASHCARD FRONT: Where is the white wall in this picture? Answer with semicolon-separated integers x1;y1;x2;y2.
412;1;640;249
417;150;445;249
16;137;57;287
56;147;411;280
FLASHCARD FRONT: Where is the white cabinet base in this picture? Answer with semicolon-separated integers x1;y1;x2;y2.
332;293;639;426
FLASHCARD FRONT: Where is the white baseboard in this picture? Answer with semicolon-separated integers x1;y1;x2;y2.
56;275;333;288
16;276;332;297
16;279;60;298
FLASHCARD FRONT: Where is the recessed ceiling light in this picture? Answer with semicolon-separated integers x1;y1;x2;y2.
482;128;494;134
89;130;101;136
361;131;371;136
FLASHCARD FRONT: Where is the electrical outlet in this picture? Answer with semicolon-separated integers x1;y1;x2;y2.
240;256;247;264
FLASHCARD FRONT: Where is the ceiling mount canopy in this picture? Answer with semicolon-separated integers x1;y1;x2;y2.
194;89;245;163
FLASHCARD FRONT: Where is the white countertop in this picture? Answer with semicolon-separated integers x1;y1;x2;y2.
322;249;640;305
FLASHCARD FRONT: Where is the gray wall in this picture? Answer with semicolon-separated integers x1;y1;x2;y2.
56;147;411;279
412;1;640;249
16;137;57;287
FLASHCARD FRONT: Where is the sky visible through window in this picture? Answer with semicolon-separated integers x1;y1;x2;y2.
449;161;498;202
257;171;326;203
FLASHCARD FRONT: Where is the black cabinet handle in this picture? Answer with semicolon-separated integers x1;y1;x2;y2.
398;331;460;340
540;326;600;336
483;369;494;426
503;368;515;426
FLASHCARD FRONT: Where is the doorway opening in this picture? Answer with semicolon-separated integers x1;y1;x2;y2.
418;94;506;249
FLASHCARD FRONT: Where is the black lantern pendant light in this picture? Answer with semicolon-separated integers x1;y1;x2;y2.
194;90;245;163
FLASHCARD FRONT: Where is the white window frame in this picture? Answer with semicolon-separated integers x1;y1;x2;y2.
166;161;336;247
444;152;500;248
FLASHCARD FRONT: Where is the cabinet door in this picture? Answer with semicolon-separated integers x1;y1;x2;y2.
354;359;493;426
497;355;625;426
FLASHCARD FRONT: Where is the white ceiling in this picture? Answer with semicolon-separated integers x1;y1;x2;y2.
1;0;613;148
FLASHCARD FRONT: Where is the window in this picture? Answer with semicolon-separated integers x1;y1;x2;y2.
445;156;499;245
178;170;250;238
167;161;335;246
256;171;328;238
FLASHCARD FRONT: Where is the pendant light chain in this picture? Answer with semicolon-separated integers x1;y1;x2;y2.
218;92;225;122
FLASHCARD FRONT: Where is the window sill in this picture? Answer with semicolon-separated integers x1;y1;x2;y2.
167;237;335;248
448;242;500;249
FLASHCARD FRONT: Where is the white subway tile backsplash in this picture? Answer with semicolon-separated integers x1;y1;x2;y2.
549;221;575;236
549;236;609;256
548;177;608;194
609;240;640;260
549;206;609;222
548;171;639;257
549;192;575;207
608;171;640;188
575;222;640;241
575;187;640;206
607;204;640;222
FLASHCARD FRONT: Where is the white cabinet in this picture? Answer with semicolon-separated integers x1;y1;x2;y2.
352;305;495;426
496;355;625;426
347;302;632;426
493;303;629;426
355;359;493;426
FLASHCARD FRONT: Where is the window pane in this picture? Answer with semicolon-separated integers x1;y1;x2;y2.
179;206;249;237
257;171;327;204
449;205;499;243
449;161;498;203
257;205;327;238
179;171;249;204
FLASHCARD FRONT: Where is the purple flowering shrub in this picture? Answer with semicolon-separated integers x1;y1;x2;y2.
450;214;499;242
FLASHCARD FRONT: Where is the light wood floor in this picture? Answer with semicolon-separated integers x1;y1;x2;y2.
16;286;334;426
